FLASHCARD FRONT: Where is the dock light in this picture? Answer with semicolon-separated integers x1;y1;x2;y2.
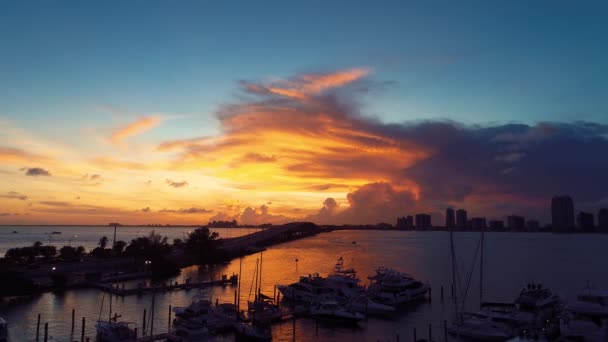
52;267;56;271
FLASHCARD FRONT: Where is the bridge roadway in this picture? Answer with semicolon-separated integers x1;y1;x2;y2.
220;222;321;253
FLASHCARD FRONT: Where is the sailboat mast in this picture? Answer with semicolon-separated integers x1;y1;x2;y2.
237;256;243;310
479;231;484;309
258;251;263;301
450;228;459;322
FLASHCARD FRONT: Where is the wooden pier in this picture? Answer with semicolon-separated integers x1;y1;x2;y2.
89;275;238;296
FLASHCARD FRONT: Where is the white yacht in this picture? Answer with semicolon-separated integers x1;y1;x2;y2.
309;300;365;323
173;296;212;319
277;274;336;302
367;267;429;305
560;288;608;341
95;321;137;342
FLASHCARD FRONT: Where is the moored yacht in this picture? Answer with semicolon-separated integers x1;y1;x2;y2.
95;320;137;342
367;267;429;305
345;294;395;315
309;300;365;323
560;287;608;341
448;313;514;341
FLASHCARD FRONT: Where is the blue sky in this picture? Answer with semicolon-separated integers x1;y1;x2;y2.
2;1;607;135
1;1;607;225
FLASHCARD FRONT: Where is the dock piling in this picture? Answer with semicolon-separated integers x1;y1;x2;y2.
36;313;40;341
142;309;147;337
413;327;417;342
44;322;48;342
81;317;85;342
168;305;172;332
428;323;432;341
71;308;75;333
441;285;444;301
444;319;448;341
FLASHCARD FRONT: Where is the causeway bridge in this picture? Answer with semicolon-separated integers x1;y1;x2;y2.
220;222;322;254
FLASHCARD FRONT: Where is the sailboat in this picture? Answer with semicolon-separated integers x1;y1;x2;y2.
447;231;516;340
237;251;273;341
95;293;137;342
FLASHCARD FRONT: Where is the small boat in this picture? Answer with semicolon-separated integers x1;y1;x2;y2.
0;318;7;342
367;267;429;305
234;321;272;342
51;231;62;235
345;295;395;315
167;324;214;342
447;314;513;341
309;300;365;323
95;320;137;342
560;287;608;340
12;230;18;234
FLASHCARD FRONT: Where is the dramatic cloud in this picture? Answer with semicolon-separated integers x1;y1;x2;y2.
24;167;51;176
110;116;162;144
158;207;213;214
166;179;188;188
158;68;608;224
0;147;51;164
0;191;28;200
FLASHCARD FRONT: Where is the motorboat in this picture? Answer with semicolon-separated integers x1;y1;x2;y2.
95;320;137;342
309;300;365;323
0;318;7;342
345;294;395;315
277;276;336;303
167;324;214;342
448;314;514;341
234;321;272;342
514;283;561;312
173;296;212;319
367;267;429;305
560;287;608;341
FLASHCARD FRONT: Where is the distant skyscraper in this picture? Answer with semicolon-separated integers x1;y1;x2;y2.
507;215;525;231
489;220;504;230
551;196;575;231
577;211;595;231
415;214;432;229
599;209;608;232
456;209;467;229
396;215;414;229
445;208;455;228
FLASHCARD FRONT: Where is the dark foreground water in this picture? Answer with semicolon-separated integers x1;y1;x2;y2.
2;230;608;341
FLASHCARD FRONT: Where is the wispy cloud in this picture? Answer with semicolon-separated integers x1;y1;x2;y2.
110;116;163;145
24;167;51;176
0;191;28;200
166;179;188;188
158;207;213;214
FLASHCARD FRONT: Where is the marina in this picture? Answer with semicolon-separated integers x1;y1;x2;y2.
2;228;608;341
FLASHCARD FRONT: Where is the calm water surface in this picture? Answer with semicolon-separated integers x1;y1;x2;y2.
2;230;608;341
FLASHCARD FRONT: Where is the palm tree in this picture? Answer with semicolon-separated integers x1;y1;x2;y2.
99;236;109;249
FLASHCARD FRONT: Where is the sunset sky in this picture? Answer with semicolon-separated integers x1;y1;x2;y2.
1;1;607;225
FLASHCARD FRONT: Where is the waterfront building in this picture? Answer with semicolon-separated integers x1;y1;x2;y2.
470;217;487;230
445;208;455;229
551;196;575;231
488;220;504;230
456;209;467;229
415;214;432;229
526;219;540;231
507;215;526;231
598;209;608;232
577;211;595;231
396;215;414;229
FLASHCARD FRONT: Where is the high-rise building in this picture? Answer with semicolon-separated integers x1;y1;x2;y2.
415;214;432;229
446;208;455;229
599;209;608;232
507;215;526;231
456;209;468;229
470;217;487;230
489;220;504;230
577;211;595;231
551;196;575;231
396;215;414;229
526;220;540;231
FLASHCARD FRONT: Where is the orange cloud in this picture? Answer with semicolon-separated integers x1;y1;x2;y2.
0;146;51;164
244;67;372;100
110;116;163;144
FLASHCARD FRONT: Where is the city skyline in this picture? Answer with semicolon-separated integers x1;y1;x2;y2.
1;2;608;225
